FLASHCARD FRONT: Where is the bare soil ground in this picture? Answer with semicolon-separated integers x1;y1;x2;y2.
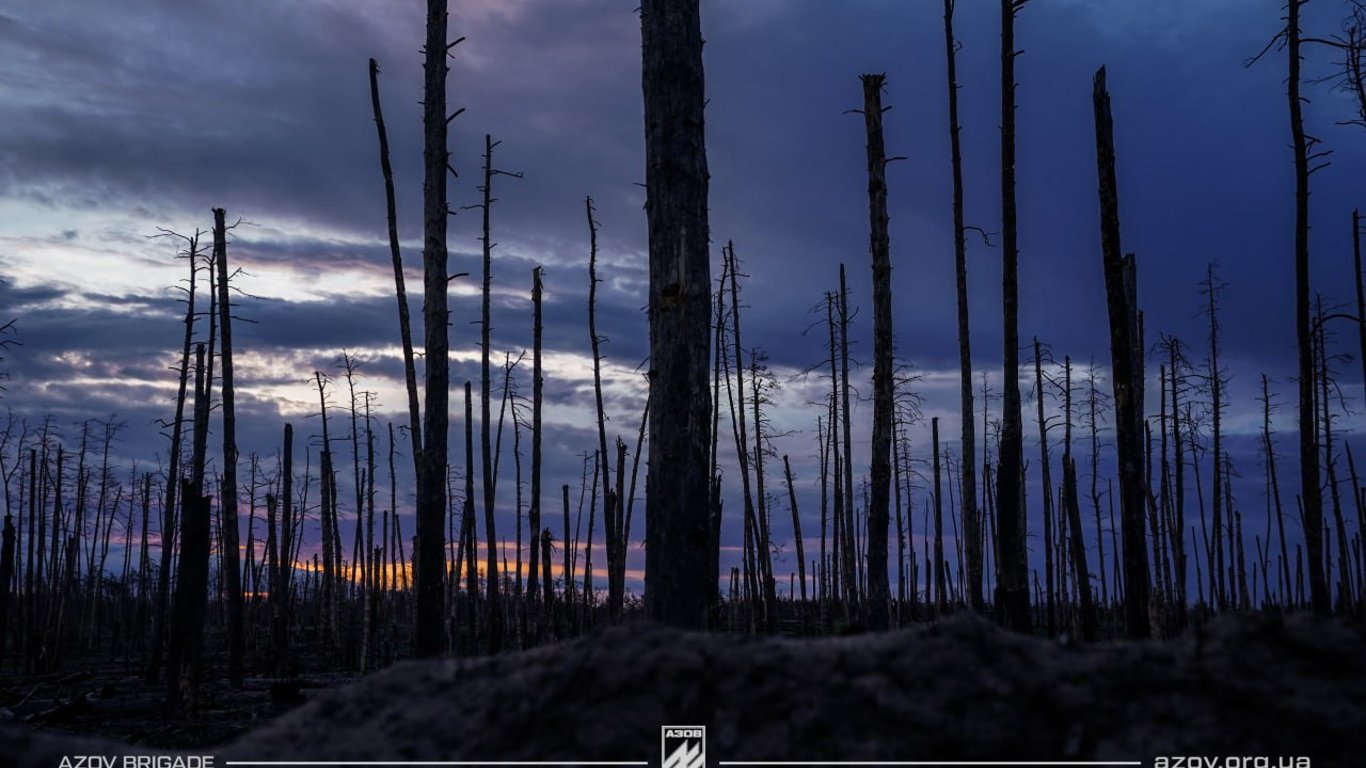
2;612;1364;767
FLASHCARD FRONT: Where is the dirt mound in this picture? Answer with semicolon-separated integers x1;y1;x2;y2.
4;612;1365;767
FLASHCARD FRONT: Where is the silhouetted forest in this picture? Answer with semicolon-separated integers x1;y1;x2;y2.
1;0;1365;747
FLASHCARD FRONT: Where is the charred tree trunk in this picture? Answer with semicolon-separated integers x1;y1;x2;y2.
995;0;1032;633
0;512;14;656
1092;67;1150;638
861;72;894;631
529;267;544;614
1286;0;1329;616
1061;358;1096;640
944;0;982;614
641;0;713;630
479;135;503;654
369;57;424;501
585;199;619;622
212;208;244;686
166;345;210;716
783;455;807;605
933;418;947;615
147;234;198;685
416;0;453;656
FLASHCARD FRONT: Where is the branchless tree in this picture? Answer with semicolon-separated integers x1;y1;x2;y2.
860;72;895;631
1092;67;1150;638
641;0;713;629
415;0;458;656
943;0;983;614
996;0;1032;632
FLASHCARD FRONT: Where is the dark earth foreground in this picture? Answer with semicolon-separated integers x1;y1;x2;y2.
2;612;1364;767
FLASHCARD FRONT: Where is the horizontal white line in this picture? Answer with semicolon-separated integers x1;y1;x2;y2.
224;763;649;766
717;763;1143;767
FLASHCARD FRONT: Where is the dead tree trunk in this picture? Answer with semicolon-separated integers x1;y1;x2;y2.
212;208;244;686
861;72;894;631
641;0;713;629
783;455;807;605
944;0;982;614
478;134;503;654
147;232;198;685
1282;0;1330;616
995;0;1032;633
166;345;210;716
932;418;947;614
1033;338;1055;634
275;424;293;673
1061;358;1096;640
1092;67;1150;638
585;198;619;622
0;512;14;656
837;266;859;617
416;0;453;656
369;57;424;500
529;267;544;614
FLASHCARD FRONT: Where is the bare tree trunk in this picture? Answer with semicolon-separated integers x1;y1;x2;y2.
1282;0;1330;616
837;266;859;617
529;267;544;616
479;135;503;654
932;418;946;615
585;199;618;623
995;0;1032;633
0;512;14;657
1092;67;1150;638
783;455;807;605
1167;339;1189;614
1061;357;1096;640
212;208;244;686
275;424;293;674
368;58;424;492
1033;338;1055;634
416;0;453;656
641;0;713;629
147;233;198;685
166;345;210;716
724;245;771;630
861;73;894;631
944;0;982;614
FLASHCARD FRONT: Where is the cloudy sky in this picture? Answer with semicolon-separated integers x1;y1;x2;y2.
1;0;1364;600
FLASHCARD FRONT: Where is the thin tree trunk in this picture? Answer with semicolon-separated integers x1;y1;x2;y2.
1092;67;1150;638
212;208;244;686
529;268;544;614
147;234;198;685
783;455;807;605
479;134;503;654
861;72;894;631
943;0;982;615
995;0;1032;633
368;58;424;493
837;266;859;617
585;198;618;623
933;418;947;614
1285;0;1330;615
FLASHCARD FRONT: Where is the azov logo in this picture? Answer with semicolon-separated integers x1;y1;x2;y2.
662;725;706;768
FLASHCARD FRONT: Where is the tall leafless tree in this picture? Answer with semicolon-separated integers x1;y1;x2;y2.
995;0;1032;633
860;73;895;631
1092;67;1151;638
641;0;713;629
943;0;983;614
416;0;456;656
